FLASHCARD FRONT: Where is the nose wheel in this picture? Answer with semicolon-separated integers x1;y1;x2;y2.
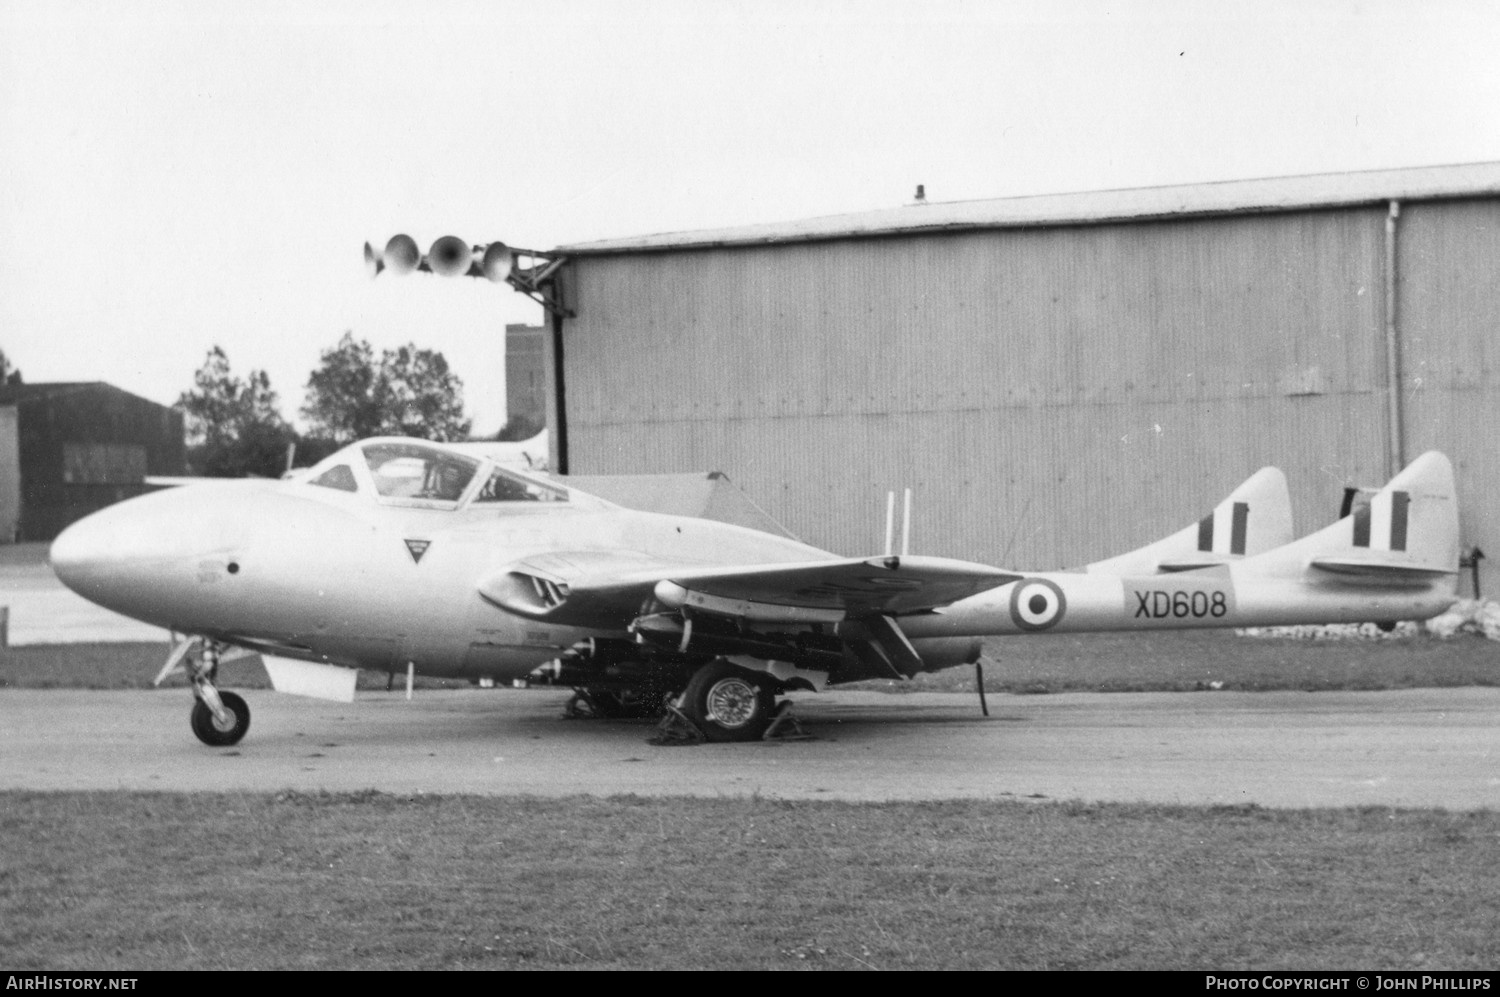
190;691;251;746
165;638;253;747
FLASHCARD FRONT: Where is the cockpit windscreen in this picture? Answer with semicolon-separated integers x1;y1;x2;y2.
362;442;480;505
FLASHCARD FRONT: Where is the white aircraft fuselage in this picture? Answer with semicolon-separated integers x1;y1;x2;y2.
49;438;1461;744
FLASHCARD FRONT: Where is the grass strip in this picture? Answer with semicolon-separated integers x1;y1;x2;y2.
1;791;1496;970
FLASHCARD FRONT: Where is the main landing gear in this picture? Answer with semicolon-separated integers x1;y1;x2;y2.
645;658;817;744
678;659;776;742
653;669;808;745
564;658;796;743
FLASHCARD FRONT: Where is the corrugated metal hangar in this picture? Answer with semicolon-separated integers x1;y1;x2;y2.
541;163;1500;595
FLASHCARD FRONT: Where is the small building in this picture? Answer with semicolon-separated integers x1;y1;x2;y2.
0;382;185;542
0;405;18;542
505;323;547;434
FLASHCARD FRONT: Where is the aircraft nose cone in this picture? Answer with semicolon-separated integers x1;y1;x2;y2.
49;498;172;606
48;516;102;591
49;485;257;622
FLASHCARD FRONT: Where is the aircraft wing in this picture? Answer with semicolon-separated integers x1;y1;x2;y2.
479;552;1020;628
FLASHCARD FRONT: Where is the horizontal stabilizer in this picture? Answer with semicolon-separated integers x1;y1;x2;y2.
1086;466;1293;575
1308;558;1455;580
1156;556;1243;573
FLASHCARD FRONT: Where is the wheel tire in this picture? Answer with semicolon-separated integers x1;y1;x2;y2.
190;691;251;746
679;660;775;743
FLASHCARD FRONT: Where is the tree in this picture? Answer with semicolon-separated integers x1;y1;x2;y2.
302;332;471;443
176;347;296;477
0;348;21;387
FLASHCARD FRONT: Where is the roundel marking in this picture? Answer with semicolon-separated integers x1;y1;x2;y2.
1009;578;1067;632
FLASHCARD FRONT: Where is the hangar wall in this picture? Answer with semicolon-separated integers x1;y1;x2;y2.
1397;200;1500;599
553;190;1498;596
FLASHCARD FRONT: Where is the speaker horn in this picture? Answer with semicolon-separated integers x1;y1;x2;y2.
480;242;513;282
383;234;421;276
427;235;472;277
363;242;384;278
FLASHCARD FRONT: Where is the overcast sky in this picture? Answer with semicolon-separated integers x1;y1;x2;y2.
3;0;1498;435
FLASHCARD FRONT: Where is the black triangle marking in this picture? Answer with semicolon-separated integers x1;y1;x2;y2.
405;539;431;564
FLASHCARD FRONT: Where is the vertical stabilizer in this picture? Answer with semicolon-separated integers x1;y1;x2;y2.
1085;467;1294;575
1244;451;1459;583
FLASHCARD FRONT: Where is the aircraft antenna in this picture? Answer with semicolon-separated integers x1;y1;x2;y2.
901;488;913;556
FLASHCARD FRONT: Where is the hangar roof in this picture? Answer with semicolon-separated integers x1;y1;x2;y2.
558;161;1500;255
0;382;109;405
0;382;173;411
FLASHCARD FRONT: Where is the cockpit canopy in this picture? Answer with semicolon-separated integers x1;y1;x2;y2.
301;438;567;510
363;441;477;501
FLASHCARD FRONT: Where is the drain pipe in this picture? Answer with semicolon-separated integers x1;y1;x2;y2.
1383;200;1404;477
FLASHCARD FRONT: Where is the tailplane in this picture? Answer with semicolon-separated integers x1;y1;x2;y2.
1085;467;1294;575
1243;451;1459;585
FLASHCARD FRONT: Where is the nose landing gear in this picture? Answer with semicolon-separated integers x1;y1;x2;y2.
160;637;253;747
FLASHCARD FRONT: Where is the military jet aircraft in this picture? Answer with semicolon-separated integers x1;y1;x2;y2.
49;439;1458;744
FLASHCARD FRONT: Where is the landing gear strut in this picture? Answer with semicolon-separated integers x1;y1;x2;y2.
185;641;251;746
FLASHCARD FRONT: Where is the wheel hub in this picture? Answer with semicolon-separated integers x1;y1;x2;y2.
703;677;760;729
211;707;239;733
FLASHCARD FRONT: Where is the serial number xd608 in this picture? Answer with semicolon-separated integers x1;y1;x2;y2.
1127;585;1233;620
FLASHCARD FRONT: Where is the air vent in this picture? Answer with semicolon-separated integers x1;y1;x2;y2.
476;570;572;618
525;573;570;609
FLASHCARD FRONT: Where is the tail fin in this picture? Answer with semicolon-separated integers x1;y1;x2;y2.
1243;451;1459;584
1085;467;1294;575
